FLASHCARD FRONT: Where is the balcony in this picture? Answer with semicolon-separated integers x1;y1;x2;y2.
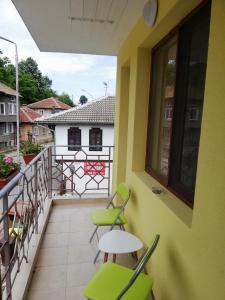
0;145;141;300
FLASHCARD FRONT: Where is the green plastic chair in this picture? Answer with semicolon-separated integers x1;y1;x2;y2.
89;183;131;262
83;234;160;300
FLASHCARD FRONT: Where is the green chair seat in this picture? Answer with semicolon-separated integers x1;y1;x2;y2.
91;208;126;226
83;261;153;300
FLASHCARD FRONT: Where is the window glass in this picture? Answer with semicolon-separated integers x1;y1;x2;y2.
170;5;211;200
0;123;6;135
148;35;177;180
89;128;102;151
0;103;5;115
68;127;81;151
146;1;211;206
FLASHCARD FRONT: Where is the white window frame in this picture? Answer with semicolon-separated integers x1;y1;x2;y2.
189;107;199;121
8;103;16;115
33;126;39;136
164;107;173;121
0;103;6;115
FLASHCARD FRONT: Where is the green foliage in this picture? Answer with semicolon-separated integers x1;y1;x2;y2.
79;95;88;105
20;141;42;155
58;93;75;107
0;50;74;105
0;155;20;179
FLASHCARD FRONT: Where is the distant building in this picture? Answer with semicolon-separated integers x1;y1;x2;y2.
28;97;71;117
20;105;52;144
38;96;115;195
0;82;17;150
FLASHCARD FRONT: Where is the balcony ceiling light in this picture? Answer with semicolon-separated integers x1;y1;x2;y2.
143;0;158;27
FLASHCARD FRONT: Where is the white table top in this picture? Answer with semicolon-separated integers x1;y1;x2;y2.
98;230;143;254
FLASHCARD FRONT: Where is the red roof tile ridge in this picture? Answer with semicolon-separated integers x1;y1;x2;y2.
21;107;33;123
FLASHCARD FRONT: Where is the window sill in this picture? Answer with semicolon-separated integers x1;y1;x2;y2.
133;171;193;228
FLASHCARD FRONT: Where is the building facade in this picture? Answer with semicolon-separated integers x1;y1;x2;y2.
20;105;52;144
0;82;17;150
28;97;71;117
38;96;115;195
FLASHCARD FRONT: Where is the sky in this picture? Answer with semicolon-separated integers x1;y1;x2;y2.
0;0;117;104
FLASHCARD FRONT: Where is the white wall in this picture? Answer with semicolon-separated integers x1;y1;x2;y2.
53;124;114;196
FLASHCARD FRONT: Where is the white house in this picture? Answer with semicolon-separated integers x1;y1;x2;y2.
38;96;115;196
28;97;72;117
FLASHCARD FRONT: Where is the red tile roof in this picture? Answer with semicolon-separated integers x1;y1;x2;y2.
20;106;42;123
0;82;17;96
28;97;71;110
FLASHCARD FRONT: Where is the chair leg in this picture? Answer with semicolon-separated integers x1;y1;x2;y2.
89;225;99;243
93;249;101;264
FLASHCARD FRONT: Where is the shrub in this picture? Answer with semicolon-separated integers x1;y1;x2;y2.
20;141;42;155
0;155;20;178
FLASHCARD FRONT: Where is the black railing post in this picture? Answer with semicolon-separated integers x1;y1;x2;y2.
48;147;52;198
34;160;38;234
3;194;12;300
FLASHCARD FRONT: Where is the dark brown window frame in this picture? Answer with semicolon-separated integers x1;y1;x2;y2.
68;127;81;151
89;128;103;151
145;1;211;208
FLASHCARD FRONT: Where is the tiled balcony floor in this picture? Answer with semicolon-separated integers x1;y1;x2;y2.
26;202;135;300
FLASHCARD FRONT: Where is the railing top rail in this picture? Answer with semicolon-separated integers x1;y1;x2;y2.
50;145;114;148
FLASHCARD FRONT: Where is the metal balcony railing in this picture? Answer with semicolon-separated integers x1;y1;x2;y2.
0;144;113;299
0;147;50;300
51;145;114;197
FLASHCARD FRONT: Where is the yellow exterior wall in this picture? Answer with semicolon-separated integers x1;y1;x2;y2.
113;0;225;299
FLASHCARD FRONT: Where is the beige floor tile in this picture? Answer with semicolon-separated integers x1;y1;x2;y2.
46;221;69;234
67;263;96;287
41;233;69;249
68;230;93;246
36;247;68;266
49;213;70;223
68;245;96;264
66;286;86;300
29;265;67;290
69;220;93;233
27;288;66;300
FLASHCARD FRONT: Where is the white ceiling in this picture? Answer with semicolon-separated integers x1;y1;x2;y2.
12;0;147;55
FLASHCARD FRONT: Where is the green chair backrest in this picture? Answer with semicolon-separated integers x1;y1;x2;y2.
116;183;130;205
115;234;160;300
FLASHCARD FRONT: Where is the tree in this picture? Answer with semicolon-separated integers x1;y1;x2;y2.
58;93;75;107
79;95;88;105
18;73;36;104
19;57;55;101
0;50;75;106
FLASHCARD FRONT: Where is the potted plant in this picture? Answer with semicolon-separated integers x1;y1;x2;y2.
0;155;20;189
20;141;42;164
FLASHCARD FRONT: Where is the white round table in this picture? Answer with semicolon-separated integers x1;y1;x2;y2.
98;230;143;263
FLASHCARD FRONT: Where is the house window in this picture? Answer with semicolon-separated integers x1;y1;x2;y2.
146;2;211;206
89;128;102;151
33;126;39;136
0;103;5;115
8;123;14;133
8;103;16;115
8;140;14;147
0;123;6;135
189;107;199;121
68;127;81;151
